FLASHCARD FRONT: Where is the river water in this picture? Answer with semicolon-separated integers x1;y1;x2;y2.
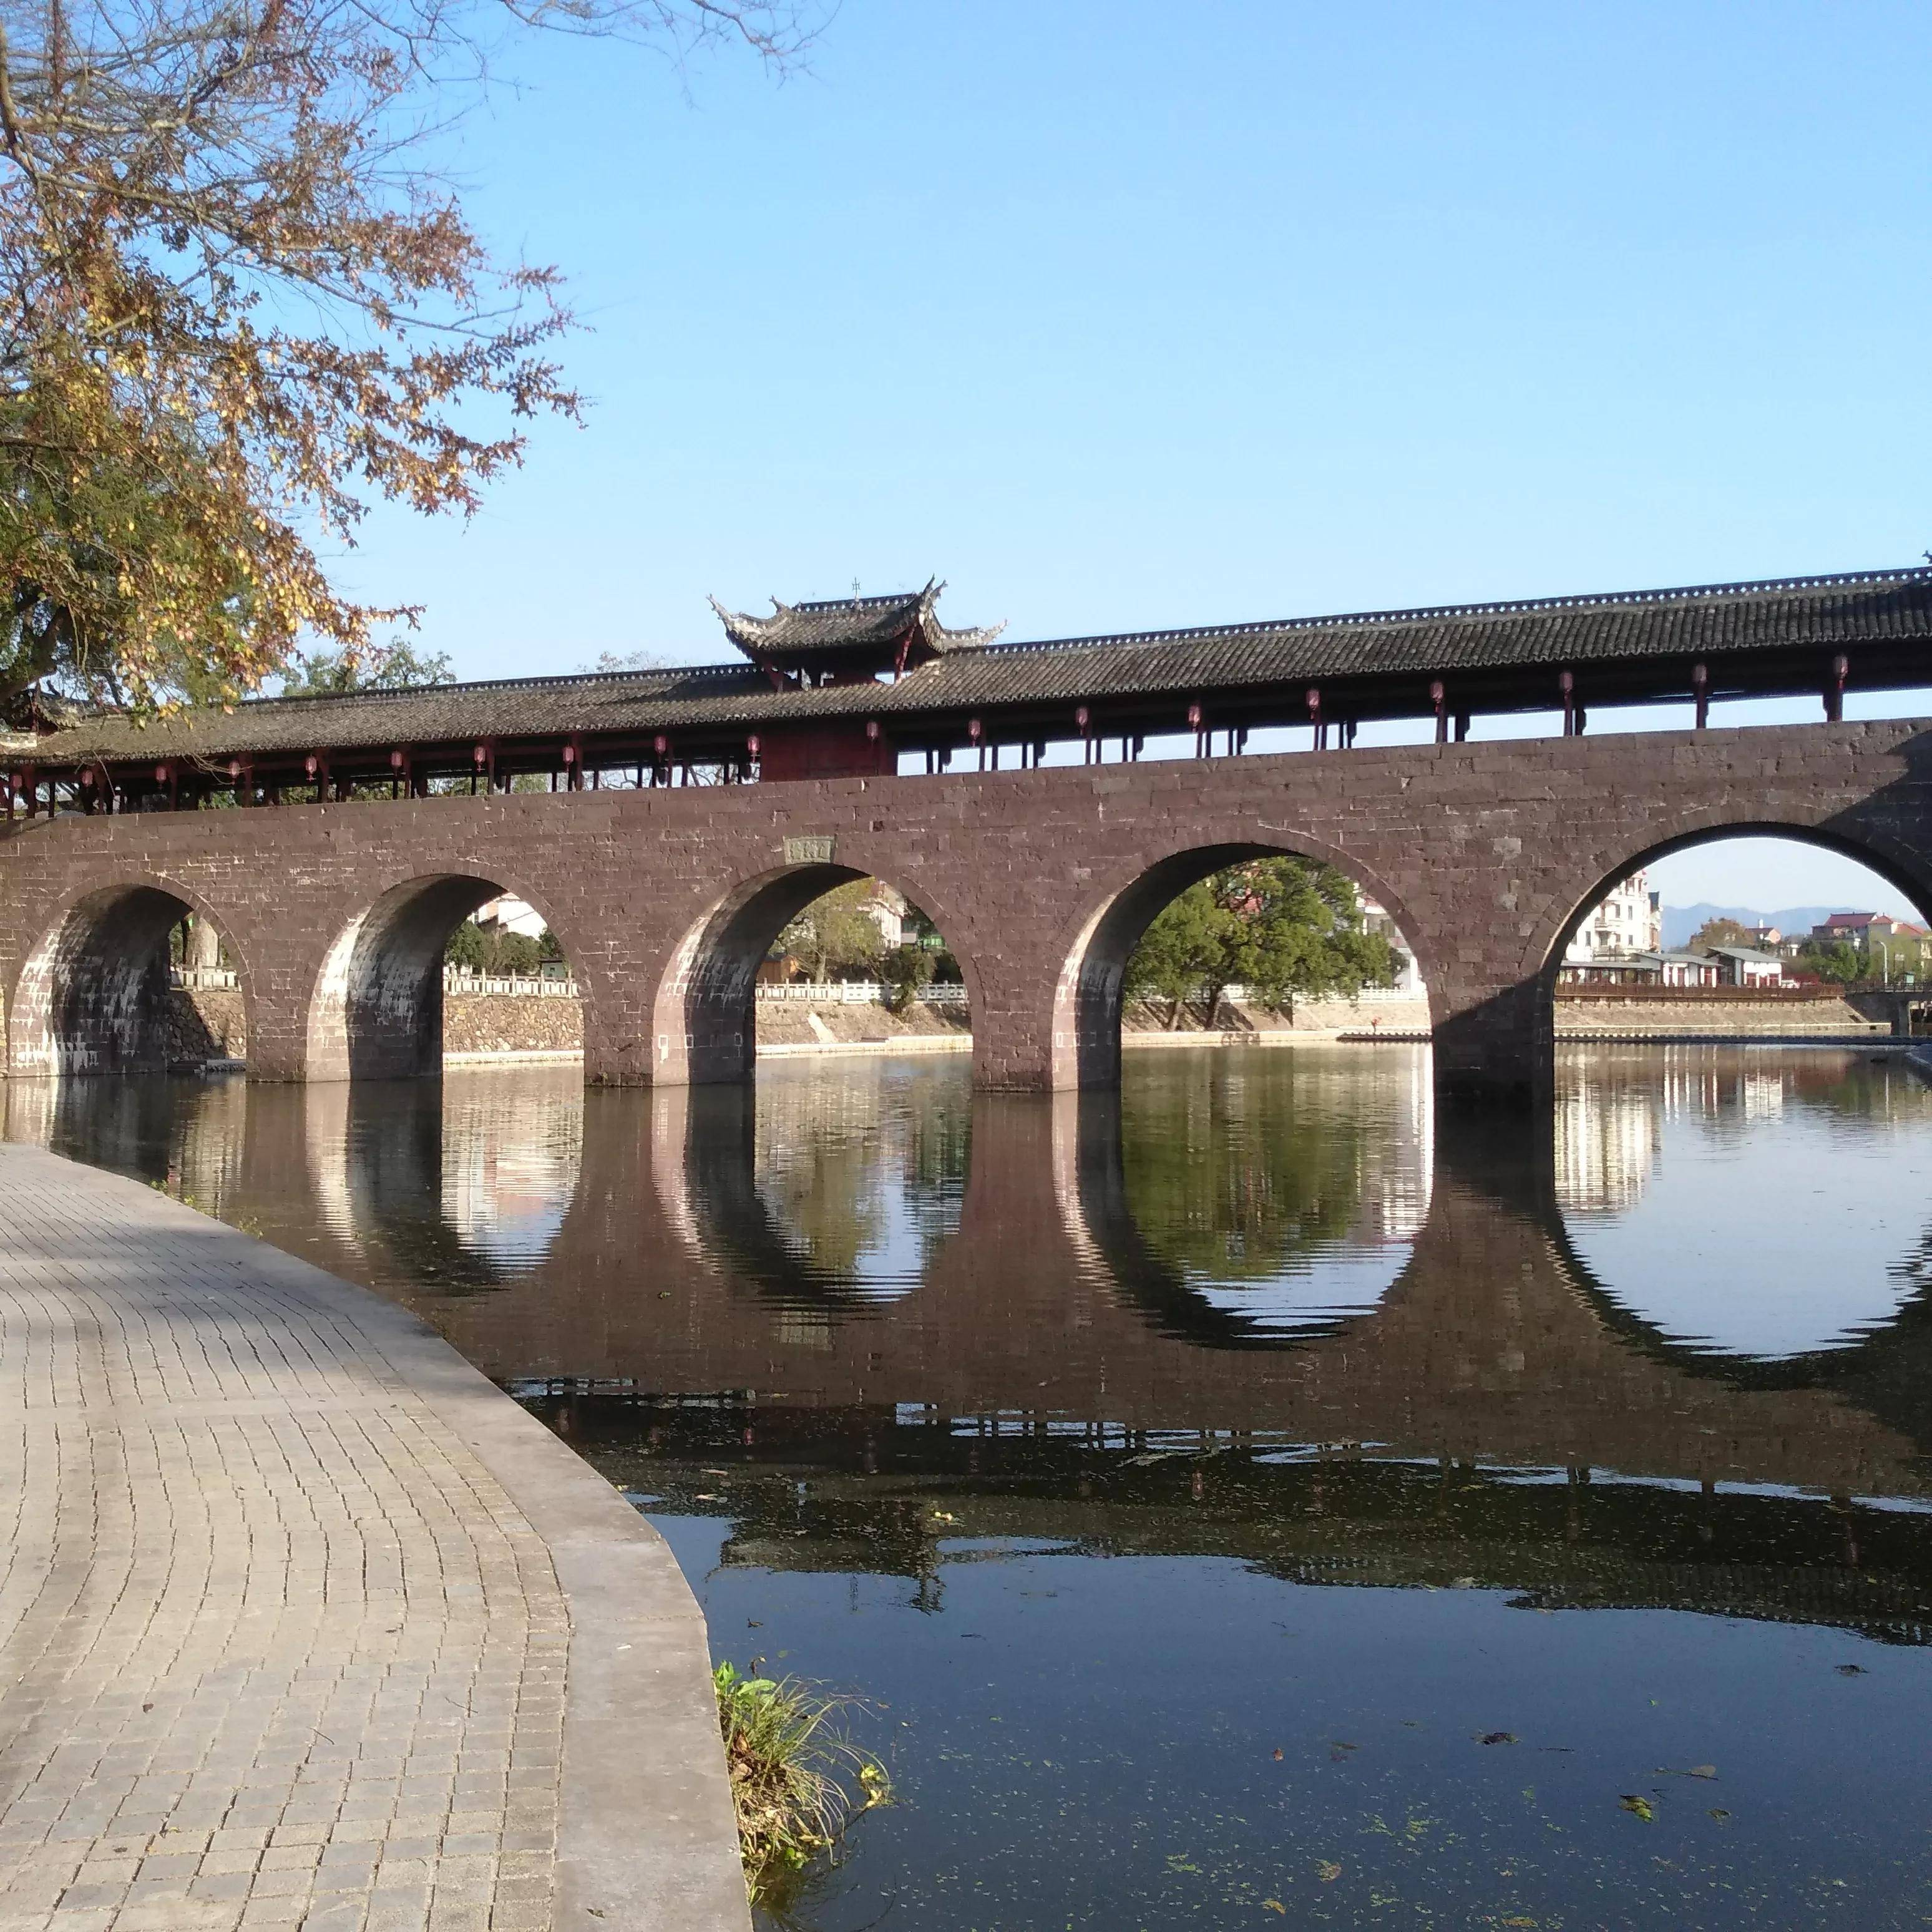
17;1044;1932;1930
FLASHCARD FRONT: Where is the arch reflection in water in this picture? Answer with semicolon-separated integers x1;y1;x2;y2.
1556;1045;1932;1360
685;1059;970;1314
317;1068;583;1287
24;1071;249;1212
1101;1045;1432;1344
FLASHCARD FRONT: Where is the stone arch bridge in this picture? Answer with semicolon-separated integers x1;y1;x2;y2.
2;715;1930;1099
4;566;1931;1100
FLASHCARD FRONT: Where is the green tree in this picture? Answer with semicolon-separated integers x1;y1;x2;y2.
1;0;812;716
878;942;937;1013
444;919;551;975
775;881;886;982
1123;858;1397;1025
280;640;455;696
1793;938;1864;985
1689;917;1755;952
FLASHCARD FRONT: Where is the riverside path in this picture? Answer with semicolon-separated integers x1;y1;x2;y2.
0;1146;746;1932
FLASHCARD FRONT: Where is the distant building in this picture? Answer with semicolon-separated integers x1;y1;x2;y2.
1564;870;1662;969
1810;911;1918;945
1706;945;1785;988
1361;897;1425;994
1655;949;1720;987
475;895;546;940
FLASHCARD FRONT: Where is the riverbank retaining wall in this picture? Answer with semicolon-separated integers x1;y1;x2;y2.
162;985;1902;1068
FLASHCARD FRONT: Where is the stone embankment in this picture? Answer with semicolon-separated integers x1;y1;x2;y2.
0;1144;748;1932
1553;992;1891;1040
157;985;1908;1071
445;992;585;1063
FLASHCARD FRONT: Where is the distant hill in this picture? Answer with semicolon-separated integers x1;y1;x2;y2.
1661;904;1857;949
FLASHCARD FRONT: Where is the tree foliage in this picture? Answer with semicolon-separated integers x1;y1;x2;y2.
445;915;564;974
1791;938;1865;986
1689;917;1755;952
0;0;815;715
281;638;454;696
1123;858;1397;1023
775;881;887;982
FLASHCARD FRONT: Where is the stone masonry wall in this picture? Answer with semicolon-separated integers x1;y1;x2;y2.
3;717;1930;1096
444;992;585;1057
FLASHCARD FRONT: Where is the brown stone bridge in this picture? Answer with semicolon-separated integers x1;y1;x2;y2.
4;715;1931;1099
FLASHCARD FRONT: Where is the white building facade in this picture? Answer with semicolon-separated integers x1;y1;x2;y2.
1564;871;1662;967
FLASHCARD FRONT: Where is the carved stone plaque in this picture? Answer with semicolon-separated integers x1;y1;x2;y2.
784;835;836;866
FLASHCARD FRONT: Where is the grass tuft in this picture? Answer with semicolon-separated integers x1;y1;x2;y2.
713;1660;892;1908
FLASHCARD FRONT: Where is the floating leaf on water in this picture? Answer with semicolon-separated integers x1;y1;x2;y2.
1709;1808;1732;1822
1619;1795;1654;1822
1687;1765;1717;1779
1480;1732;1518;1746
1316;1860;1343;1882
1262;1903;1286;1916
1837;1664;1868;1677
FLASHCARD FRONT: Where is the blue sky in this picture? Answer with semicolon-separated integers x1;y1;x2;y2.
340;1;1932;914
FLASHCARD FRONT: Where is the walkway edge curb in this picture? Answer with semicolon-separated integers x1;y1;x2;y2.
44;1151;751;1932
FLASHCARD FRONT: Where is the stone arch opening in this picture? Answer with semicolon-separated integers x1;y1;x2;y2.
306;874;581;1080
652;863;975;1085
11;884;250;1076
1544;823;1932;1030
1055;841;1428;1089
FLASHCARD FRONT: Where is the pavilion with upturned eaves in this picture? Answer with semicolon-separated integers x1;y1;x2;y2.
710;580;1005;688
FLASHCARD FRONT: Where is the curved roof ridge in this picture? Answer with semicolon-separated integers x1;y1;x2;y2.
967;564;1932;660
236;659;754;710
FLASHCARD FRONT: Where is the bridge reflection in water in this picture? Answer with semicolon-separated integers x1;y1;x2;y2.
23;1043;1932;1505
23;1044;1932;1925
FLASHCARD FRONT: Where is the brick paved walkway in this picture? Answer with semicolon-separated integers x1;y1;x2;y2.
0;1146;744;1932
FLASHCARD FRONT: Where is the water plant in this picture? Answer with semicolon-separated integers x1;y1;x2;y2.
712;1660;892;1905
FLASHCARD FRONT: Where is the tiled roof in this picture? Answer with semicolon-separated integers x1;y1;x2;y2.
710;580;1005;662
25;565;1932;766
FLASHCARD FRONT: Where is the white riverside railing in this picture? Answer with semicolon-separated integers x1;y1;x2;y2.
171;967;239;990
443;971;580;998
757;981;969;1006
1214;983;1424;1005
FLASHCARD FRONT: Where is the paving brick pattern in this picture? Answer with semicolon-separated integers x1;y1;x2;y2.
0;1148;565;1932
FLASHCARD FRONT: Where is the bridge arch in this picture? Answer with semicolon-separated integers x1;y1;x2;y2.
1533;817;1932;998
649;854;980;1085
304;871;588;1080
9;876;253;1076
1048;827;1433;1088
